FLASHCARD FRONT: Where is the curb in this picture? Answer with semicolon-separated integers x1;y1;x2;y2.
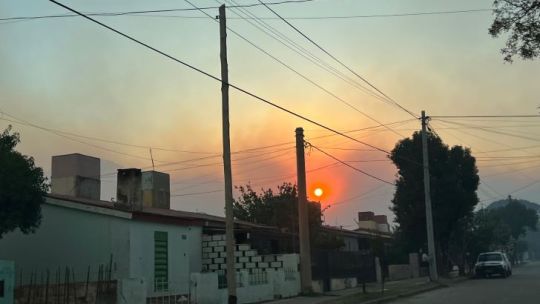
321;277;470;304
357;284;444;304
358;276;470;304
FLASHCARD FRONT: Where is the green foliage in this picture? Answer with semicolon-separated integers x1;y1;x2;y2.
390;131;479;255
466;209;512;259
0;126;48;238
465;200;538;265
489;0;540;62
492;199;539;240
233;183;342;250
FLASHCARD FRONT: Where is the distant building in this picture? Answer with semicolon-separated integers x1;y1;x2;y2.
356;212;390;233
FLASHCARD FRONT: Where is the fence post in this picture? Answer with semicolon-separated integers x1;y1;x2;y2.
45;269;50;304
85;266;90;300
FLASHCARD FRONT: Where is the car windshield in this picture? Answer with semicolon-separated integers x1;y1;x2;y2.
478;254;503;262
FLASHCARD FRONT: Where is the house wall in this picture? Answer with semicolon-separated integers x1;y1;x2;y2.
129;220;201;297
0;199;131;281
0;197;202;299
190;269;299;304
0;260;14;304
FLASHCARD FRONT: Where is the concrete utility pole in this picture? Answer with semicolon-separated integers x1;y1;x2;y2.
295;127;312;293
219;5;237;303
421;110;438;281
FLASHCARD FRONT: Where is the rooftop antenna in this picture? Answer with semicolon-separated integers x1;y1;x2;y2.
149;148;155;171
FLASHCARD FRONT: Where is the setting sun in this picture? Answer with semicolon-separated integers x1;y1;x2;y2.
314;188;324;198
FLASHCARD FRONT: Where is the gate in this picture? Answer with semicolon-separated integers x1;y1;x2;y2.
311;250;376;292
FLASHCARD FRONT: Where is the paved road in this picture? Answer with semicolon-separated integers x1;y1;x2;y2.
393;262;540;304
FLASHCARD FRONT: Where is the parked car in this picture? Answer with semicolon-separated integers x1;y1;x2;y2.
474;252;512;278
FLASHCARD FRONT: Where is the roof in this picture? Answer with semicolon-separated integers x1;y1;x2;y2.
45;194;391;238
45;193;277;231
321;225;392;239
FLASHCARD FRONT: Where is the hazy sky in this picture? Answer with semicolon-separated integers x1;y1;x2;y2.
2;0;540;228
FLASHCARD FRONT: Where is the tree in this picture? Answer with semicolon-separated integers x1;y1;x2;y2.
390;131;479;273
492;198;538;263
233;183;342;250
489;0;540;62
493;198;538;240
0;126;48;238
465;209;512;265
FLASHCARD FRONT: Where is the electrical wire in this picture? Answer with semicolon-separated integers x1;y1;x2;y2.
48;0;409;164
0;7;493;22
0;114;218;155
185;0;409;140
431;115;540;119
1;0;315;22
435;119;540;143
306;142;395;185
257;0;419;119
223;0;391;105
171;189;224;197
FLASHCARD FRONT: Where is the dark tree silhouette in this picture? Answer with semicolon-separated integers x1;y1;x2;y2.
390;131;479;272
233;183;343;250
0;126;48;238
489;0;540;62
493;198;538;240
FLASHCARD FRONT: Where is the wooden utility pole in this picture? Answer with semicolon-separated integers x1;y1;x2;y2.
295;127;312;293
421;110;438;281
219;5;237;303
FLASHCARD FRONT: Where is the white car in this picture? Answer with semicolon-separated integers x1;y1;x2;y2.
474;252;512;278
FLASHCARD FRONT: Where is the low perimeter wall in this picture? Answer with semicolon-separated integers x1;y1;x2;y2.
388;264;412;281
190;268;300;304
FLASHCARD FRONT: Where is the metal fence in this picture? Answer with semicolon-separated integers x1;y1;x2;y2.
312;250;376;292
217;271;246;289
248;271;267;286
14;264;116;304
284;268;296;281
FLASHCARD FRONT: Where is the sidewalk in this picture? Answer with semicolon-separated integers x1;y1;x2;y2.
265;276;467;304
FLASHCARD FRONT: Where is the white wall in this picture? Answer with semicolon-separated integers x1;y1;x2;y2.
0;197;202;299
190;269;300;304
0;260;14;304
129;220;201;297
0;199;131;281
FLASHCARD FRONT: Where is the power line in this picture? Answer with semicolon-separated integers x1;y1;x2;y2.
331;183;390;207
431;115;540;119
186;0;408;140
222;0;389;105
0;115;169;163
257;0;419;119
0;7;493;22
171;189;224;197
307;142;395;185
435;119;540;143
48;0;403;162
1;0;315;22
0;114;218;155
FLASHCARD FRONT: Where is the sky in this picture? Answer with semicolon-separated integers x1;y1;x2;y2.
1;0;540;229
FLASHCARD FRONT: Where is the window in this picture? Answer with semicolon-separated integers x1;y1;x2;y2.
154;231;168;291
0;280;4;298
478;253;502;262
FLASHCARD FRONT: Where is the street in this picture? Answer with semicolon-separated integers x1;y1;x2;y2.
393;262;540;304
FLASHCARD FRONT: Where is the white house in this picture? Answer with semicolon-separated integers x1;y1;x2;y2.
0;154;302;303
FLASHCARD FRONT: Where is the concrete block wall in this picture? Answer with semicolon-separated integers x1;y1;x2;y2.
202;235;287;273
191;269;299;304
